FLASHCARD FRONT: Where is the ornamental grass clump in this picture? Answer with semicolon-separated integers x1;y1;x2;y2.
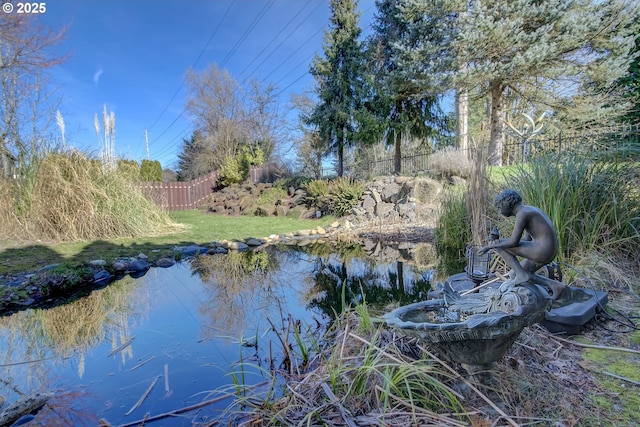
505;151;640;263
304;177;364;217
1;150;179;241
327;176;364;217
427;146;473;180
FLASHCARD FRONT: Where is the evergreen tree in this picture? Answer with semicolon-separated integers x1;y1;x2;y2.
367;0;449;174
177;130;214;181
453;0;638;165
140;159;162;181
308;0;366;177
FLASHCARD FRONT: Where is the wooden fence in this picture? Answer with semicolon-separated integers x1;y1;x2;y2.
139;171;220;211
140;164;282;211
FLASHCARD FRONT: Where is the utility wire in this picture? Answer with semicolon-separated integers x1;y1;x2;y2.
219;0;275;69
152;0;273;153
145;0;236;135
238;0;314;81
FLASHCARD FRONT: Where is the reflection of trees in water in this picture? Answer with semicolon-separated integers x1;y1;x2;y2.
191;249;286;336
0;276;139;400
190;242;438;334
291;242;436;319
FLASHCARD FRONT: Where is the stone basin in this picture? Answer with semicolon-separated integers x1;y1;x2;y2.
384;283;552;367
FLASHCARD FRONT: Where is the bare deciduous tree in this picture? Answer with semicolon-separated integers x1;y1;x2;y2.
0;14;67;177
179;64;285;179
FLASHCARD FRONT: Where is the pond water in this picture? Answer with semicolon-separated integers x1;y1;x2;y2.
0;241;435;426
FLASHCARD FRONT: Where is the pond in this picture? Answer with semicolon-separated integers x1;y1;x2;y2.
0;241;436;426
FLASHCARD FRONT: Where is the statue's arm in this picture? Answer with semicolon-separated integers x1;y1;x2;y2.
479;213;527;254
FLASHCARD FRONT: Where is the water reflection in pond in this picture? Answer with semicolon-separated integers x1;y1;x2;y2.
0;241;435;426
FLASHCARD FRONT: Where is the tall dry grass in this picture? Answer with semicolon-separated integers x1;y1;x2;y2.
466;140;490;246
504;151;640;262
240;308;467;426
0;150;179;241
427;146;473;180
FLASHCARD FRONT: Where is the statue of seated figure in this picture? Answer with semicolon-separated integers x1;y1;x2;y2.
478;190;566;299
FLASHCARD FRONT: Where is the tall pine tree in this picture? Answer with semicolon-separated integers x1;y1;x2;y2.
367;0;448;174
308;0;366;177
455;0;638;165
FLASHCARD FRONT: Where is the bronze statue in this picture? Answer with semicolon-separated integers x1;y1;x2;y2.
478;190;566;299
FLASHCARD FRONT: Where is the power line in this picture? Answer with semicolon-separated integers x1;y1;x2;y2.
240;0;324;84
152;2;375;166
152;0;274;153
219;0;275;69
237;0;314;81
145;0;236;134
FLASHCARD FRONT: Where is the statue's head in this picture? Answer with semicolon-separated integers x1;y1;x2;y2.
495;189;522;216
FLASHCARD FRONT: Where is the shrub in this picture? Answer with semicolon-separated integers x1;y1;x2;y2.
328;177;364;217
1;150;178;241
305;179;330;200
303;178;364;217
140;159;162;181
427;147;472;179
218;146;266;187
256;186;288;206
219;155;245;187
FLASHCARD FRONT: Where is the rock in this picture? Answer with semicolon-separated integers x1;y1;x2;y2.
246;238;265;246
276;205;289;217
255;205;276;216
375;202;395;218
156;258;175;268
396;202;416;218
412;178;442;202
371;189;383;204
296;229;311;237
89;259;107;267
228;241;249;251
381;182;401;203
127;259;150;278
361;195;376;211
182;245;208;257
137;253;149;260
37;264;59;273
112;260;128;271
93;270;111;285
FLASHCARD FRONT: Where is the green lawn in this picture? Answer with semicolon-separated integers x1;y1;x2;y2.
0;210;335;275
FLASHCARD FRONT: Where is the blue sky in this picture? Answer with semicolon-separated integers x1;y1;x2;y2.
39;0;376;170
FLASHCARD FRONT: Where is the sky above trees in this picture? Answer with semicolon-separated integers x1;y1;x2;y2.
35;0;376;169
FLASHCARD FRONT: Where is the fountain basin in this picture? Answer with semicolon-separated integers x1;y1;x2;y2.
384;283;552;367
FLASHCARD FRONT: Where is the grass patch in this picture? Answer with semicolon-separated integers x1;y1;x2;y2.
0;210;335;275
580;330;640;426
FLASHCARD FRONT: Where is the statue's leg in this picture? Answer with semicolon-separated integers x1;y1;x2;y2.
530;274;567;300
493;248;532;290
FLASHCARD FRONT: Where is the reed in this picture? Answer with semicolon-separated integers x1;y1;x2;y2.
0;149;179;241
504;151;640;263
239;306;467;426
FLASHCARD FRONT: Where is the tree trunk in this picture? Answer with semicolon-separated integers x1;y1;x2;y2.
456;88;469;154
488;80;504;166
394;130;401;175
337;132;344;177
